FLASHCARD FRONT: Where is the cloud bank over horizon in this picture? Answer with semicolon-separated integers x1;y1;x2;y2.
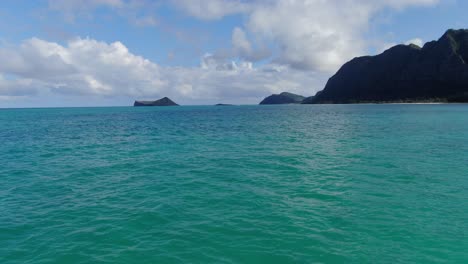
0;0;444;106
0;37;325;105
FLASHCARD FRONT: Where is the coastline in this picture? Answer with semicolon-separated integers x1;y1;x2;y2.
3;102;468;109
303;99;468;105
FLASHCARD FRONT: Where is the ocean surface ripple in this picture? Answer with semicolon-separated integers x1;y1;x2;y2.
1;105;467;263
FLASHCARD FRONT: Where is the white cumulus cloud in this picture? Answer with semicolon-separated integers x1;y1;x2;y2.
48;0;441;73
0;37;323;105
171;0;439;72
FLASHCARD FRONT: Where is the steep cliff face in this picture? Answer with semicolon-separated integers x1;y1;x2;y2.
260;92;306;105
304;29;468;103
134;97;179;106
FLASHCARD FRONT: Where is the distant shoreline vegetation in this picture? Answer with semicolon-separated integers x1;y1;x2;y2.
256;93;468;106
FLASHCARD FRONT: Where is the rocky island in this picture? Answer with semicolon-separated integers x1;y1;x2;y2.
134;97;179;107
259;92;306;105
303;29;468;104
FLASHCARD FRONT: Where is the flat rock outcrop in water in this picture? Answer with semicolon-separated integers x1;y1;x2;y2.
134;97;179;106
303;29;468;104
259;92;306;105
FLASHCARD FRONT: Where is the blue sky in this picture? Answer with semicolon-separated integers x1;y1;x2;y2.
0;0;466;107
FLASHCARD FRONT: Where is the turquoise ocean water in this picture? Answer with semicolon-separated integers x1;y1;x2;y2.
1;104;467;263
